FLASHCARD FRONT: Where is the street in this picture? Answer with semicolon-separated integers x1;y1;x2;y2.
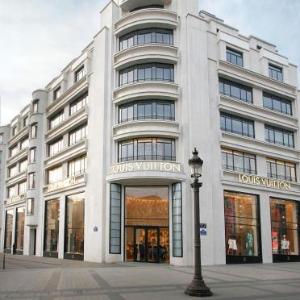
0;255;300;300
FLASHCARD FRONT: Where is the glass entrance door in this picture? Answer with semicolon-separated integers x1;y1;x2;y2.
147;228;158;263
133;227;168;263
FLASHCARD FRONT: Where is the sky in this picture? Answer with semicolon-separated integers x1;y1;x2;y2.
0;0;299;125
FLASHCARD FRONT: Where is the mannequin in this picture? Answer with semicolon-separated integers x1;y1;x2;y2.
245;231;254;256
281;235;290;255
228;235;238;255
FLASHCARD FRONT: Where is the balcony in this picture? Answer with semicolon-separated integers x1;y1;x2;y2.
115;8;178;36
114;44;178;70
46;106;88;142
113;120;179;140
7;148;28;167
43;173;87;195
44;139;87;169
46;76;88;116
120;0;165;11
5;193;26;207
113;81;179;104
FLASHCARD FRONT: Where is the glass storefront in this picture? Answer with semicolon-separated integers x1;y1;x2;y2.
224;191;262;263
125;186;169;263
15;207;25;254
65;193;85;260
4;210;14;253
44;199;60;258
270;198;300;262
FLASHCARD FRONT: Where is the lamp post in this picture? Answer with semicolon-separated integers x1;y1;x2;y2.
185;148;213;297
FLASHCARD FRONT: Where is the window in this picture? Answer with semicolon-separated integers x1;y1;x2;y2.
69;124;87;146
28;172;36;189
32;100;39;113
270;199;299;257
27;198;34;215
267;158;296;182
20;138;29;149
19;159;28;173
15;207;25;254
70;93;88;116
47;166;63;184
18;181;27;195
49;111;64;130
74;66;85;82
8;164;18;177
31;123;38;138
222;148;256;174
68;156;87;177
8;185;17;198
220;113;255;138
12;126;17;136
130;4;164;12
10;144;19;157
53;86;61;100
119;100;175;123
219;78;252;103
110;184;121;254
119;28;173;51
0;133;3;144
119;63;174;86
265;125;294;148
263;93;292;115
119;138;176;162
269;64;283;81
29;147;36;163
65;193;85;259
48;138;64;157
226;47;243;66
23;116;29;127
44;199;60;256
224;192;261;260
172;183;183;257
4;210;14;252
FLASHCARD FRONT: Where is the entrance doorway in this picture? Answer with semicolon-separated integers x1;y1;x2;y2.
125;186;169;263
126;226;169;263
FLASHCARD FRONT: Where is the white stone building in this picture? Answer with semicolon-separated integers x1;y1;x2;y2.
0;0;300;266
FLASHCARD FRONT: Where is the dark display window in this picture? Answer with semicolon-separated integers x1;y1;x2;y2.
65;193;85;260
119;100;175;123
44;199;60;258
4;210;14;253
119;28;173;51
118;138;175;162
119;63;174;86
15;207;25;254
271;198;300;262
224;191;262;264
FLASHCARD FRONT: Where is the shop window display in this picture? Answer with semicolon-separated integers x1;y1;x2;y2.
270;198;299;260
224;191;261;263
44;199;60;258
65;193;85;260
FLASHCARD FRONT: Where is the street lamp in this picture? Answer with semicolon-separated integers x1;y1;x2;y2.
185;148;213;297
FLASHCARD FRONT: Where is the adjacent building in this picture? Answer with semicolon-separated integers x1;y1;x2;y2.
0;0;300;265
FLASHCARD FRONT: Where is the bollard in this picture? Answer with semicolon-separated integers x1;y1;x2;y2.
0;252;4;271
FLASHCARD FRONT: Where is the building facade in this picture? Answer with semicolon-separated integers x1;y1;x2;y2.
1;0;300;265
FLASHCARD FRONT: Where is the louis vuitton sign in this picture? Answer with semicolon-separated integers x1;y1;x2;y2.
110;161;182;174
238;174;291;191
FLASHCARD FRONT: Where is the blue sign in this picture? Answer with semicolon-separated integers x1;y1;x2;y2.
200;223;207;236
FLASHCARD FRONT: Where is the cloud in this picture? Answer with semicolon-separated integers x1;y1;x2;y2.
0;0;299;124
0;0;106;124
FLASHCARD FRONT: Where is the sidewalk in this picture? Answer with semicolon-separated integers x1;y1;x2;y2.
0;255;300;299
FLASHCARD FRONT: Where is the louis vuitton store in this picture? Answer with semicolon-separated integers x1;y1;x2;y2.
223;173;300;264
